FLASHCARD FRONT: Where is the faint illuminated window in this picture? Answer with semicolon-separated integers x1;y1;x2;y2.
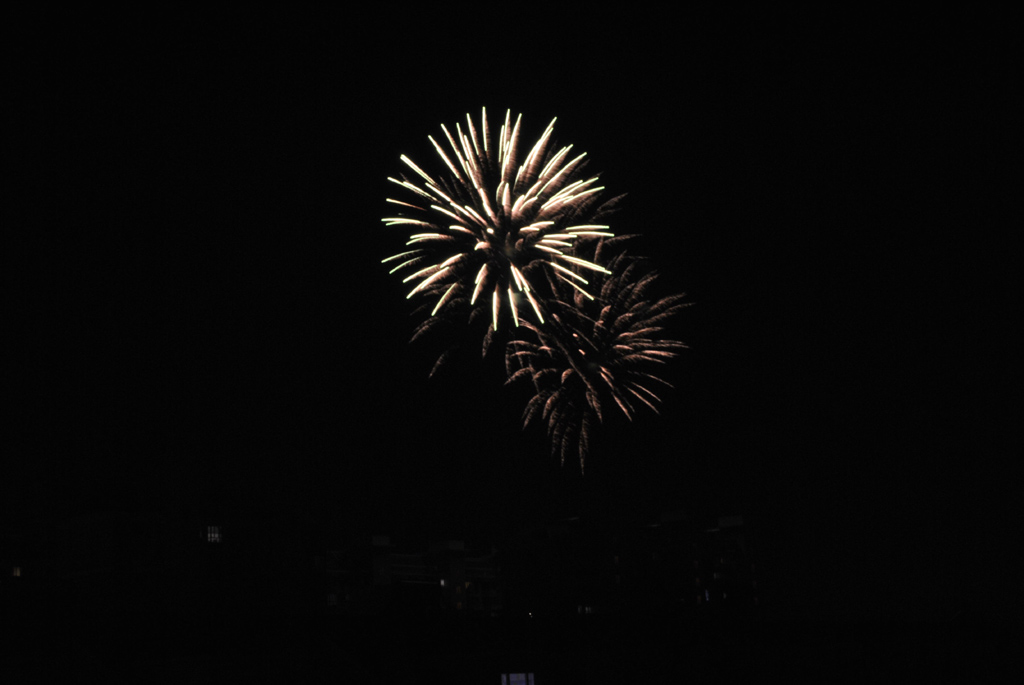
206;526;222;543
12;566;21;577
501;674;535;685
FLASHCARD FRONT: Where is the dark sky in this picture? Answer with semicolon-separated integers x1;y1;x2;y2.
7;12;1016;621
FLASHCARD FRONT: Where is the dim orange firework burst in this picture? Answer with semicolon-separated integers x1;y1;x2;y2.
383;108;622;333
505;250;689;469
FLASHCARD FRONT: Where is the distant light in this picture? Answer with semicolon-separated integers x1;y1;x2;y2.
440;578;446;587
12;567;20;577
501;674;535;685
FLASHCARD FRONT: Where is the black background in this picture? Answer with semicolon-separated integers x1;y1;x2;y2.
7;9;1018;623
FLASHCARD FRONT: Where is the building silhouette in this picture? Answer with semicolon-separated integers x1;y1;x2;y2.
3;500;754;621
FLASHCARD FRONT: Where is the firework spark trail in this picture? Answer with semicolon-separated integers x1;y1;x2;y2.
505;250;690;469
383;108;622;333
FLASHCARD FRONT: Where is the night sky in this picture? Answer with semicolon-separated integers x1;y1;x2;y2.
7;12;1016;623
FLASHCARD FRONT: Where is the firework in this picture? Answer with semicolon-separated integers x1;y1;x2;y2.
383;108;621;334
381;110;689;468
505;249;689;469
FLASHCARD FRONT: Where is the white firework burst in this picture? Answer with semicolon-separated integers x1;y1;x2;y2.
383;108;619;333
